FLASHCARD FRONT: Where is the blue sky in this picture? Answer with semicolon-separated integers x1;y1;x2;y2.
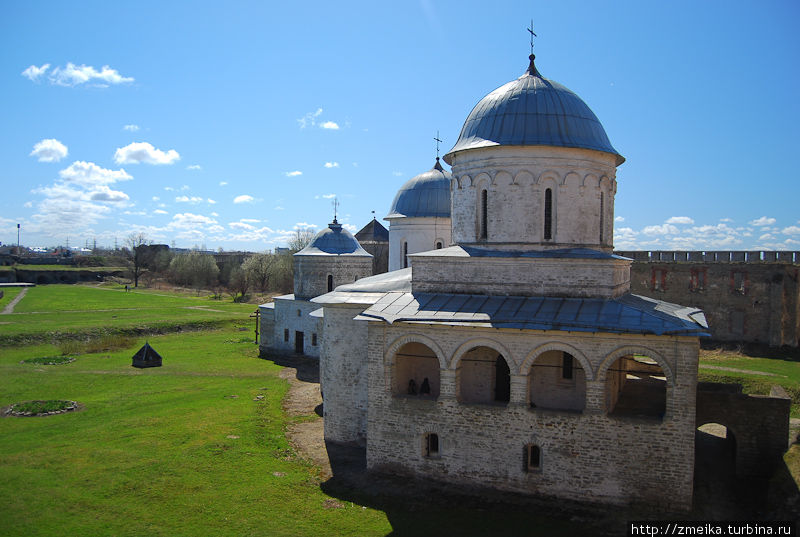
1;0;798;252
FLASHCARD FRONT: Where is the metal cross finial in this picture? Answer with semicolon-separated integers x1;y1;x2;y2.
371;210;375;220
434;130;443;159
332;197;339;223
528;19;537;55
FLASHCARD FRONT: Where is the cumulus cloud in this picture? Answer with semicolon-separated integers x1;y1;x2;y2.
229;221;255;231
21;63;50;82
642;224;680;236
720;218;734;223
750;216;776;226
665;216;694;225
186;164;202;170
153;209;168;215
297;108;323;129
783;226;800;235
324;162;339;168
175;196;204;204
285;170;302;177
322;193;336;199
24;62;134;87
207;198;216;205
59;161;132;187
89;185;129;202
30;138;68;162
320;121;339;130
169;213;218;229
343;223;357;233
233;195;254;204
114;142;180;165
152;196;160;201
241;218;260;223
123;124;140;132
614;216;625;223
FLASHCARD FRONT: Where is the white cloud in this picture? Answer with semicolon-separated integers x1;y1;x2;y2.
322;193;336;199
152;196;160;201
59;161;132;187
175;196;204;204
154;209;168;215
759;233;775;241
297;108;323;129
21;63;50;82
642;224;680;236
89;185;129;202
324;162;339;168
114;142;180;165
241;218;260;223
720;218;734;223
229;221;255;231
782;226;800;235
45;63;134;87
343;223;357;233
284;170;302;177
233;195;254;204
665;216;694;225
169;213;218;229
186;164;202;171
614;216;625;223
30;138;68;162
750;216;776;226
164;186;176;191
123;124;140;132
207;198;216;204
23;201;32;208
219;181;228;186
274;206;285;211
392;171;403;177
123;210;146;216
320;121;339;130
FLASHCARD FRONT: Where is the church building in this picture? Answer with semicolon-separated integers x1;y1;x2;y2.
310;49;709;510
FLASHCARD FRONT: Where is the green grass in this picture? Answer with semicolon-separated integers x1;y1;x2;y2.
12;265;126;271
20;355;75;365
9;399;76;414
0;284;257;344
699;349;800;418
0;286;23;309
0;285;586;536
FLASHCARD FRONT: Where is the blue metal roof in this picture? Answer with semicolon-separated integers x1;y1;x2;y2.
295;221;372;257
356;291;709;337
444;56;624;166
386;158;451;219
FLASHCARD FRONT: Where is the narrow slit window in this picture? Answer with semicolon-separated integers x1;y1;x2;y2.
424;433;439;457
311;333;317;346
525;444;541;471
480;189;488;240
599;192;605;243
327;274;333;293
544;188;553;240
403;242;408;268
283;328;289;342
562;353;574;380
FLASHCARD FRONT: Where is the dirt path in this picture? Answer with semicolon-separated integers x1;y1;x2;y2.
1;288;28;314
699;364;781;376
273;354;331;479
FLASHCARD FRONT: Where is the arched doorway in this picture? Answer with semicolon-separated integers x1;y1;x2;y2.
392;342;440;398
605;353;666;419
457;346;510;405
529;350;586;411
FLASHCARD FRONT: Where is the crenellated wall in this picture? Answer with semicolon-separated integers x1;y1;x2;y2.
618;251;799;347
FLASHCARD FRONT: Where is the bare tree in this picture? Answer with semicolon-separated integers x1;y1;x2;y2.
228;265;249;301
125;232;150;288
288;228;315;253
242;253;276;292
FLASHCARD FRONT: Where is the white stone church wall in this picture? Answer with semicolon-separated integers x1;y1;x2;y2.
365;321;699;510
270;297;323;358
387;217;451;271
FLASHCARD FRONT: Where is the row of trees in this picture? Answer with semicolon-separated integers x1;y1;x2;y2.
123;230;315;300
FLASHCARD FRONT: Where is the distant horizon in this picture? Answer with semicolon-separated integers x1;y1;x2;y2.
2;1;798;252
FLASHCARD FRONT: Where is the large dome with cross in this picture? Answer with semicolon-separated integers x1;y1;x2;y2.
444;54;624;166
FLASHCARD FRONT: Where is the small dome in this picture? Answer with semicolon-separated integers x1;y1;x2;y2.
444;55;624;166
386;158;452;219
295;221;371;256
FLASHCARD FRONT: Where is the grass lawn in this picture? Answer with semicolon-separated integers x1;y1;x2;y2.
0;286;24;309
699;349;800;418
0;284;257;344
0;285;584;537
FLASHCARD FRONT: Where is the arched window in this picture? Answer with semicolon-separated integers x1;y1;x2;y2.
544;188;553;240
479;189;488;240
529;350;585;412
457;347;509;405
403;241;408;268
423;433;439;457
393;342;440;399
524;444;541;472
327;274;333;292
605;353;666;420
435;241;443;249
599;191;605;244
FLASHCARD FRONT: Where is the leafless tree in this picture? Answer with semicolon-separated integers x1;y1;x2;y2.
125;232;150;288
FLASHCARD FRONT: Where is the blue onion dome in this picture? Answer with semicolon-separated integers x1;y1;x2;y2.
444;55;624;166
386;158;452;219
295;220;371;256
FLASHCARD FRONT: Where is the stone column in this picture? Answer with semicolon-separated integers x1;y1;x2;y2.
509;374;528;406
439;369;457;400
